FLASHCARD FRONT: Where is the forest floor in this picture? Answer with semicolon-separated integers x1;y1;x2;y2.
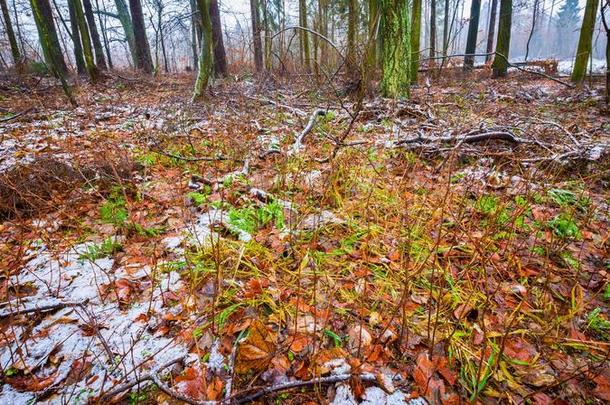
0;71;609;405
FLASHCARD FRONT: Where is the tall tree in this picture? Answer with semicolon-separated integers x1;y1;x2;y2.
430;0;437;59
250;0;263;71
367;0;378;68
299;0;310;71
128;0;153;73
464;0;481;68
71;0;97;81
555;0;580;58
67;0;86;74
0;0;21;67
209;0;227;76
524;0;540;61
82;0;106;69
410;0;422;81
491;0;511;77
192;0;212;100
442;0;449;57
114;0;137;64
601;0;609;103
380;0;410;97
485;0;497;62
347;0;357;72
30;0;68;76
95;0;113;68
571;0;600;83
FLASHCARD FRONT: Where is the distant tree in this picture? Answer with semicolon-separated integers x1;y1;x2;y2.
571;0;600;83
492;0;512;77
30;0;69;76
0;0;21;67
299;0;311;71
192;0;212;100
485;0;498;63
464;0;481;69
602;0;609;102
555;0;580;58
82;0;106;69
380;0;410;97
430;0;437;59
250;0;263;71
71;0;98;81
209;0;227;76
410;0;422;82
128;0;153;73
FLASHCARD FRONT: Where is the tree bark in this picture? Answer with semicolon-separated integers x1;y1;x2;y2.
192;0;212;100
114;0;136;65
30;0;68;76
410;0;422;81
72;0;97;81
209;0;227;76
442;0;449;58
299;0;311;71
95;0;113;68
492;0;511;77
0;0;21;67
347;0;357;73
250;0;263;72
81;0;106;69
464;0;481;68
380;0;411;97
430;0;437;59
485;0;498;63
571;0;599;83
67;0;86;74
128;0;153;73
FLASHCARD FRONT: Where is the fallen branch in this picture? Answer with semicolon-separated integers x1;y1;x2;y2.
0;108;34;123
290;109;327;153
0;299;87;319
396;131;530;147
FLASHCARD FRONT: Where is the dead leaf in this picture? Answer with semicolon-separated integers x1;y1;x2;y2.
236;319;276;374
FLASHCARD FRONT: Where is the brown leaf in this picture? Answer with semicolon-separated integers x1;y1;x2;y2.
235;319;276;374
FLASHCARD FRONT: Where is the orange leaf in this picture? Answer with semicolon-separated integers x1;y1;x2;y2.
235;319;276;374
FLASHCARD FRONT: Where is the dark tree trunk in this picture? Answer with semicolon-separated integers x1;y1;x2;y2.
189;0;199;67
464;0;481;68
0;0;21;66
128;0;153;73
95;0;113;68
82;0;106;69
492;0;512;77
250;0;263;72
72;0;97;81
209;0;227;76
430;0;437;60
67;0;86;74
30;0;69;76
485;0;498;63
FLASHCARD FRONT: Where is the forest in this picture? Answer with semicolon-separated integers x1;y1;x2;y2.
0;0;609;404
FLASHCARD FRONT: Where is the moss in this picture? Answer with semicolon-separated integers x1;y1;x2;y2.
379;0;411;98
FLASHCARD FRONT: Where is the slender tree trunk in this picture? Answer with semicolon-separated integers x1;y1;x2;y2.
72;0;97;81
12;0;26;57
30;0;68;76
380;0;411;97
0;0;21;67
209;0;227;76
299;0;310;71
67;0;86;74
491;0;512;77
603;1;609;103
190;0;198;68
95;0;113;68
82;0;105;69
485;0;497;62
524;0;539;61
411;0;422;81
430;0;436;59
114;0;136;66
250;0;263;72
263;0;271;71
128;0;153;73
571;0;600;83
464;0;481;68
347;0;357;72
192;0;212;100
367;0;378;69
442;0;449;58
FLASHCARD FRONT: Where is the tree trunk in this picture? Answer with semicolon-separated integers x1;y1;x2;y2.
524;0;539;61
442;0;449;58
485;0;498;63
209;0;227;76
81;0;105;69
67;0;86;74
0;0;21;67
95;0;113;68
190;0;199;68
464;0;481;69
299;0;310;71
410;0;422;82
367;0;378;69
571;0;599;83
114;0;136;66
492;0;512;77
380;0;411;97
192;0;212;100
30;0;68;76
430;0;437;59
72;0;97;81
250;0;263;72
347;0;357;72
128;0;153;73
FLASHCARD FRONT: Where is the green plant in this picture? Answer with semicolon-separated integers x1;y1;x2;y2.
548;214;581;239
100;188;128;226
476;195;498;215
227;201;285;235
79;238;122;261
187;190;211;206
585;308;610;340
604;284;610;301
